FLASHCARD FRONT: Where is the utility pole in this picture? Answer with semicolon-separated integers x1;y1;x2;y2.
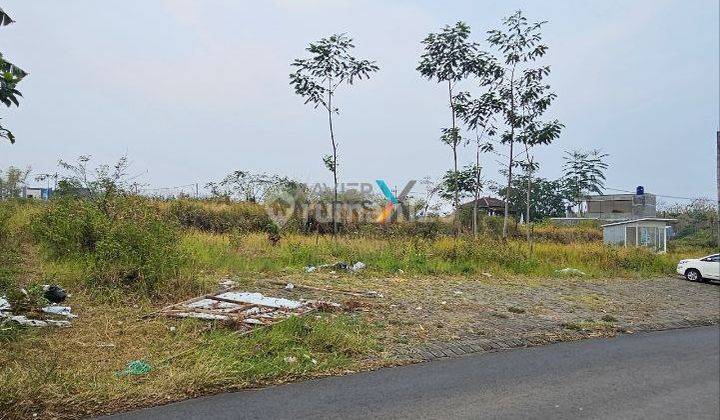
716;131;719;246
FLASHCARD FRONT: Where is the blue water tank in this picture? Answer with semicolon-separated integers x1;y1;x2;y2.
636;186;644;196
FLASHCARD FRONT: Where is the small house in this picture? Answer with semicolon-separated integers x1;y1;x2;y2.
21;186;53;200
460;197;513;217
601;217;675;253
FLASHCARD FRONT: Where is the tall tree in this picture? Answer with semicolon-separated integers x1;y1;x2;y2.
289;34;379;236
0;7;28;144
485;11;562;239
417;22;483;234
454;69;503;237
562;149;609;214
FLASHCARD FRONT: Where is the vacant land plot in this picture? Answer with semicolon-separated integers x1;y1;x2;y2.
2;273;717;419
1;199;718;419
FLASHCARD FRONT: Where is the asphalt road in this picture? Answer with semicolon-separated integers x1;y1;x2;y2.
106;326;720;420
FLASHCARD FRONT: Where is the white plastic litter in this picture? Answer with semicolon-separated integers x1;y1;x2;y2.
0;296;76;327
350;261;366;272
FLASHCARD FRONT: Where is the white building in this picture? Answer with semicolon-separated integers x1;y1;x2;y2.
601;218;675;253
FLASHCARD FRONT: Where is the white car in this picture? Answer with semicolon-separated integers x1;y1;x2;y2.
677;254;720;282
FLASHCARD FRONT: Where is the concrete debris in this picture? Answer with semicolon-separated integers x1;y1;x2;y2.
283;356;297;364
284;282;295;291
304;266;317;273
0;296;76;327
156;290;336;332
555;268;586;276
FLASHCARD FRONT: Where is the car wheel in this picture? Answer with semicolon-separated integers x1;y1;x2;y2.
685;269;701;282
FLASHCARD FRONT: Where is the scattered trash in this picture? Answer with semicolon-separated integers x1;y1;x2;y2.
397;269;405;274
304;261;366;274
283;356;297;364
2;316;71;327
168;326;177;332
453;291;463;295
481;272;492;278
219;278;238;289
268;280;382;298
117;360;151;377
284;282;295;291
42;305;76;318
0;295;75;328
154;290;335;332
555;268;586;276
350;261;366;272
440;301;447;305
43;285;67;304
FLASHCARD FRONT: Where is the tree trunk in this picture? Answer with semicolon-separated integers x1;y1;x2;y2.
473;142;482;238
327;80;338;237
502;73;515;240
526;165;533;255
449;80;459;237
503;139;513;239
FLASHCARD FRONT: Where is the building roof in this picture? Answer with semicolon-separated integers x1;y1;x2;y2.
461;196;506;209
600;217;676;228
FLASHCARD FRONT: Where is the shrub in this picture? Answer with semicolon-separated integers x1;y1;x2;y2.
31;196;184;292
30;198;107;258
0;202;21;290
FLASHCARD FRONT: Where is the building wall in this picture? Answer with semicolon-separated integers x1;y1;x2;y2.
603;224;626;245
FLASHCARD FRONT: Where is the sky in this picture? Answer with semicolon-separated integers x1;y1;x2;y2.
1;0;718;204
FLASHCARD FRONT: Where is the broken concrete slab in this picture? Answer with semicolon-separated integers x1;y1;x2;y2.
156;290;334;331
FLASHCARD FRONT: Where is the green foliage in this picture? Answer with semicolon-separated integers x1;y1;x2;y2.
0;201;21;290
495;175;567;221
661;199;718;248
31;197;184;292
439;164;480;203
167;199;272;234
290;34;379;110
0;7;27;144
417;21;481;84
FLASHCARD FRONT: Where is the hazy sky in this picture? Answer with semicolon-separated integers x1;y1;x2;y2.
1;0;718;203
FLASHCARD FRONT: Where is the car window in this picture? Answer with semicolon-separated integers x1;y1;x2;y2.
703;255;719;262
